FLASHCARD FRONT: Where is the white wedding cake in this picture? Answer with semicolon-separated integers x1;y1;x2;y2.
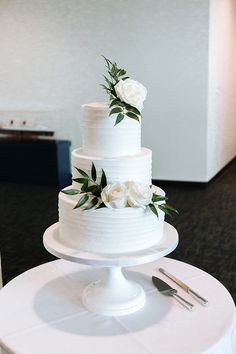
58;58;177;254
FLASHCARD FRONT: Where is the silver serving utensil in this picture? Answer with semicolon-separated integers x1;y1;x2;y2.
159;268;208;306
152;276;194;311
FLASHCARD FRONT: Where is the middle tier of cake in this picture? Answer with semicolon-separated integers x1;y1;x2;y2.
72;147;152;186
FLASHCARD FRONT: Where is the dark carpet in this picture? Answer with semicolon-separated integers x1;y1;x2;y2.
0;160;236;301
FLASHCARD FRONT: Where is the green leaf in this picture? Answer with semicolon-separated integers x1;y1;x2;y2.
102;55;112;70
92;186;102;197
110;87;117;97
126;111;140;122
61;189;80;195
86;185;102;197
152;194;168;203
109;94;116;101
115;113;125;125
101;169;107;188
109;107;123;116
103;75;113;88
149;203;159;218
86;185;98;193
75;167;89;178
81;179;89;192
109;99;120;108
100;84;110;92
96;202;106;209
84;197;99;210
164;204;179;214
111;63;118;76
73;194;89;209
91;162;97;182
118;69;126;76
72;178;88;184
126;105;141;116
158;204;173;219
108;71;116;81
122;76;129;80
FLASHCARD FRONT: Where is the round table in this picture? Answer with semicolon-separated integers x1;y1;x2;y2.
0;258;235;354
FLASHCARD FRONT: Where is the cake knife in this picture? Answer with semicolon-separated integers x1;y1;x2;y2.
152;276;194;310
159;268;208;305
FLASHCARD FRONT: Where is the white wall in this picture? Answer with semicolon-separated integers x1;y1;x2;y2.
0;0;235;182
207;0;236;181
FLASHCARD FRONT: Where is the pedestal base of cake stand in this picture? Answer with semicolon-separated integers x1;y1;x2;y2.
43;222;178;316
82;266;145;316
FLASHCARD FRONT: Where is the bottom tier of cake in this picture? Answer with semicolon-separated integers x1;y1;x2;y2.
58;185;165;255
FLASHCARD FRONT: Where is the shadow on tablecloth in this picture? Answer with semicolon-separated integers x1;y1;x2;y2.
33;268;171;336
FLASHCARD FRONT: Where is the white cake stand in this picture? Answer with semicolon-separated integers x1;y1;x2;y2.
43;222;178;316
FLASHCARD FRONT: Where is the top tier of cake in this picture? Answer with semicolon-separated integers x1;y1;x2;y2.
81;102;141;158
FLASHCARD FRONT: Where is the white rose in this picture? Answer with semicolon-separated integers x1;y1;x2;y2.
126;181;152;208
114;79;147;111
101;183;128;209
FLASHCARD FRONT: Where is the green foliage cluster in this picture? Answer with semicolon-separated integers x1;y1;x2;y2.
101;56;141;125
62;163;107;210
148;193;179;219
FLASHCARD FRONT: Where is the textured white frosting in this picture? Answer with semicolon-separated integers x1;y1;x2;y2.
57;100;167;255
58;185;165;254
82;102;141;157
72;147;152;186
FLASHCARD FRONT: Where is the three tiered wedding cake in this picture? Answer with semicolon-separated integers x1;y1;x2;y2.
58;58;177;254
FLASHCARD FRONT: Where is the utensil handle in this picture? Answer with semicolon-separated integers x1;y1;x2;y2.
188;288;208;306
173;294;194;311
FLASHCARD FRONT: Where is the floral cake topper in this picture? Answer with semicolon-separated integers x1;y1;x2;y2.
101;56;147;125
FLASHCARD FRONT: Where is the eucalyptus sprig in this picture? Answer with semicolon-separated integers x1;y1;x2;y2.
62;162;107;210
148;193;179;219
101;56;141;125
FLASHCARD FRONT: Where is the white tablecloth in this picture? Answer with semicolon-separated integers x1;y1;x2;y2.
0;258;235;354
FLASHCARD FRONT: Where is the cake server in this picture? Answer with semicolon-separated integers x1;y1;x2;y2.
152;276;194;311
159;268;208;306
